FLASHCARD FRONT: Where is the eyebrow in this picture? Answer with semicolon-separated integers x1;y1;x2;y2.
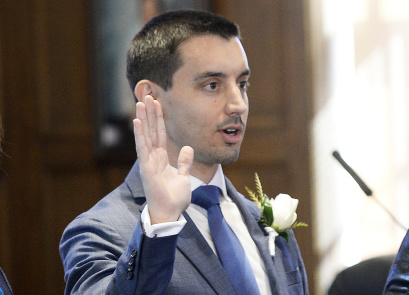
193;69;250;82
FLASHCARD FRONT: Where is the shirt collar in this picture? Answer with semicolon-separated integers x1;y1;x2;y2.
190;164;228;199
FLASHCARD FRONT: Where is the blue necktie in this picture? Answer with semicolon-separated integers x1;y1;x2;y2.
191;185;260;295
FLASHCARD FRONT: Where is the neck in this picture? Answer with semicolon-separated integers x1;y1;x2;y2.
167;141;219;184
189;162;219;184
168;153;218;184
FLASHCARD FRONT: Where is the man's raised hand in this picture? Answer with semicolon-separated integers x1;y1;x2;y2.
133;95;194;224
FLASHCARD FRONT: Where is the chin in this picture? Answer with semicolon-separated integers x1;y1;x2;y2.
195;146;241;165
214;150;241;165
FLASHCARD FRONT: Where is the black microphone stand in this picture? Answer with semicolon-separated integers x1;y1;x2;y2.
332;150;407;231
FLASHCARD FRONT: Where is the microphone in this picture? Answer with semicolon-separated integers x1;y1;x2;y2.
332;150;407;231
332;151;373;196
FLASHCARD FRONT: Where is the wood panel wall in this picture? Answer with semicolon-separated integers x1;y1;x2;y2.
0;1;315;294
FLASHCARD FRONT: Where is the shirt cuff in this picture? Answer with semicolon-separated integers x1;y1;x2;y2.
141;205;187;238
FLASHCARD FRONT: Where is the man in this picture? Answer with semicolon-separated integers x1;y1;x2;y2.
383;230;409;294
0;118;13;295
60;10;308;294
0;267;13;295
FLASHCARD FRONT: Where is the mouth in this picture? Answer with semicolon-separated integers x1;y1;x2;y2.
216;116;246;144
223;128;240;136
219;125;244;144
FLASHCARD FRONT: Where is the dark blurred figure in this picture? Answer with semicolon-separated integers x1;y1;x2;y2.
328;255;395;295
0;117;13;295
383;230;409;294
0;267;13;295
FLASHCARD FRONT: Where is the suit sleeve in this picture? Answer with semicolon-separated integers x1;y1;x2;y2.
59;214;179;294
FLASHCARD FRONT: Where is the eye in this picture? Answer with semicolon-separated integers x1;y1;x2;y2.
238;80;249;91
204;82;219;91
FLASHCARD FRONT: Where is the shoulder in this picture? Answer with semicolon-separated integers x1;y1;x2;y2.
61;181;145;247
81;182;142;221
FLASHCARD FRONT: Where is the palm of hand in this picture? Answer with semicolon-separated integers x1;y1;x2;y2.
134;95;194;224
140;147;192;224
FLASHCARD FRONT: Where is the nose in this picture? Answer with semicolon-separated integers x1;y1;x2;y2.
225;83;248;116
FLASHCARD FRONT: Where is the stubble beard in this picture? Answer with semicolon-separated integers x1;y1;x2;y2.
194;144;241;166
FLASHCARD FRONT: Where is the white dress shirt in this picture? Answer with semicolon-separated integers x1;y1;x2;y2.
141;165;272;295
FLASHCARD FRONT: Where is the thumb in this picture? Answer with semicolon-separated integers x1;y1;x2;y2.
177;146;194;176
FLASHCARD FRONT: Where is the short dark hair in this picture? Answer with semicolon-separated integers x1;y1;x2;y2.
126;10;240;100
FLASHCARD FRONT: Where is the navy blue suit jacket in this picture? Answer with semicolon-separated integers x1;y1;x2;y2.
60;161;309;294
384;230;409;294
0;267;13;295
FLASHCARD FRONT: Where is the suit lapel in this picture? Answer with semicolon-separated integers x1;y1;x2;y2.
225;177;290;295
177;212;236;295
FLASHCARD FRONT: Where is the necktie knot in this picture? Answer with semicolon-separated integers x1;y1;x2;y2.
191;185;220;210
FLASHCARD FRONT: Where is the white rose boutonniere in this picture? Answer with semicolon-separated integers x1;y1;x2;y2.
245;173;308;255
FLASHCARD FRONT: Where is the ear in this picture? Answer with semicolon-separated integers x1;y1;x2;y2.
134;80;160;102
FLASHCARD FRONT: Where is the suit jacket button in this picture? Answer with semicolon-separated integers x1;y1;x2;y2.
128;258;135;266
127;272;133;280
131;249;137;258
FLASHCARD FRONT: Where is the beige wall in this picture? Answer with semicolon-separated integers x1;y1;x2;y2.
309;0;409;293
